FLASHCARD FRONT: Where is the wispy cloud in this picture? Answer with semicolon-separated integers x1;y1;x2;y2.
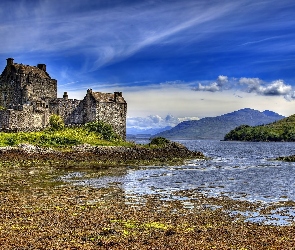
0;0;240;70
239;36;281;46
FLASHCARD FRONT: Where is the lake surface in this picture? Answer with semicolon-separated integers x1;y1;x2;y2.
61;140;295;225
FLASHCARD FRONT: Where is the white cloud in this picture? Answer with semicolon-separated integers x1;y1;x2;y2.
240;78;292;96
239;77;263;93
217;75;228;86
127;114;199;129
192;75;229;92
194;82;220;92
193;76;294;100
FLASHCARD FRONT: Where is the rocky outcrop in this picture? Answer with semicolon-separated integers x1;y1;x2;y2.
0;142;204;165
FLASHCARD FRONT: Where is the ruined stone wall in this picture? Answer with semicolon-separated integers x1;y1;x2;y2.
24;73;57;104
0;66;22;107
49;98;82;124
96;102;127;139
83;93;97;123
67;101;85;124
0;62;57;108
0;106;49;131
0;110;10;129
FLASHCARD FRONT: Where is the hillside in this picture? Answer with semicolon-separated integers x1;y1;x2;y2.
224;114;295;142
153;108;285;140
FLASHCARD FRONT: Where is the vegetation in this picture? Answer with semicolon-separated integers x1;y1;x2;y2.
0;117;131;148
224;114;295;141
49;114;65;130
149;137;170;146
85;121;119;141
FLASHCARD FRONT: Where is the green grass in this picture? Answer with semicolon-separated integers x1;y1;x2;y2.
0;126;134;148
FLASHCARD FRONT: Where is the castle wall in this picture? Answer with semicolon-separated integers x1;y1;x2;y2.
0;106;49;131
49;98;82;124
0;61;57;108
96;102;127;139
0;110;10;129
67;91;127;139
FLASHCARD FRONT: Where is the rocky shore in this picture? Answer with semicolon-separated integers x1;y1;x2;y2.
276;155;295;162
0;141;205;166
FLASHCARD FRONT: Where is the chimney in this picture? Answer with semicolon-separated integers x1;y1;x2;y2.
114;92;122;102
37;64;46;72
6;58;14;66
63;92;68;100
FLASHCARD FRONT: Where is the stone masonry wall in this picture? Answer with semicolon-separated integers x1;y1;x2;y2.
0;110;10;129
0;105;49;131
0;61;57;108
96;102;127;139
49;98;82;124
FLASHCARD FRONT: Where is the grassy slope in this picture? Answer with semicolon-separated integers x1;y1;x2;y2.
0;127;134;148
224;114;295;141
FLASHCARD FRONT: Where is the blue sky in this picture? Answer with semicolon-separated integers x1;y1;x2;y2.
0;0;295;129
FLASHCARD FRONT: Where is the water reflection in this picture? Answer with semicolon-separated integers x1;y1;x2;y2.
61;140;295;225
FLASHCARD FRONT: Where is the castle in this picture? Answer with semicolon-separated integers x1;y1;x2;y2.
0;58;127;139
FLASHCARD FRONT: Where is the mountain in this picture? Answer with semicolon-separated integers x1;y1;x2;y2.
153;108;285;140
127;126;172;137
224;114;295;141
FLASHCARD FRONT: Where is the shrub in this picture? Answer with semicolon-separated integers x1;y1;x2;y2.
85;121;119;141
150;137;170;146
6;137;18;146
49;114;64;131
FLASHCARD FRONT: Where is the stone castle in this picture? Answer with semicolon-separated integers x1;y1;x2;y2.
0;58;127;139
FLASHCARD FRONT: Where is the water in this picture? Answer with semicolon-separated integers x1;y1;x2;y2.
61;140;295;225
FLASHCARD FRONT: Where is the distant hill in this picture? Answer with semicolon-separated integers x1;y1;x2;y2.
224;114;295;141
153;108;285;140
127;126;172;137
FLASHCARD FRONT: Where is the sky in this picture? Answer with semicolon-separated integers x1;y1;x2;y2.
0;0;295;129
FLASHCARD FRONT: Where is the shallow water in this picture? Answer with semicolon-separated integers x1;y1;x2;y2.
61;140;295;225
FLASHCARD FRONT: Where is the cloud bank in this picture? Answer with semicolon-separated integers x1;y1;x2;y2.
127;115;199;129
193;75;295;100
